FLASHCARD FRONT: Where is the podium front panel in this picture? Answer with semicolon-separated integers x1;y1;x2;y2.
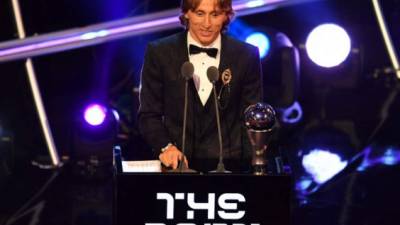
115;173;291;225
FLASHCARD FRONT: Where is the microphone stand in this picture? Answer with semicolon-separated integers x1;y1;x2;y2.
176;79;196;173
169;62;197;173
209;79;231;173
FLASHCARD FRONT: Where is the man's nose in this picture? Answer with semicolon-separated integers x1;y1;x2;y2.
202;15;212;27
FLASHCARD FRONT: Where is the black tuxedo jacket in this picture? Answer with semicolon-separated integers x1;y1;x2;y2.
138;31;262;172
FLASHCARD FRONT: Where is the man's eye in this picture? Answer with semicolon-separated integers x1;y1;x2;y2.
196;12;204;16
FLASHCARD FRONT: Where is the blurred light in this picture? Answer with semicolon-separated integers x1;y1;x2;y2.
381;148;400;165
80;30;109;40
111;109;120;122
229;19;253;40
84;104;107;126
305;23;351;68
302;148;348;184
296;177;313;192
245;32;271;58
281;101;303;124
246;0;265;8
358;146;400;171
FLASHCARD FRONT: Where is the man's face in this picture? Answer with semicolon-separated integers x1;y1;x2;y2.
185;0;228;46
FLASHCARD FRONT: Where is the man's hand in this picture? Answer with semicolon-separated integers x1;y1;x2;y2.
159;145;188;169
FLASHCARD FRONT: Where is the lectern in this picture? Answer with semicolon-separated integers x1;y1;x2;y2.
114;150;291;225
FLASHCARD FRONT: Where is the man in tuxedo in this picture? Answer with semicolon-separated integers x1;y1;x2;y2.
138;0;262;172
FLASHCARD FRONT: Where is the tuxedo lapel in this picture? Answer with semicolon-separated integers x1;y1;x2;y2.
175;32;190;79
218;34;232;83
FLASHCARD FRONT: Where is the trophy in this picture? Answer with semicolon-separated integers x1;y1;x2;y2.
244;103;276;175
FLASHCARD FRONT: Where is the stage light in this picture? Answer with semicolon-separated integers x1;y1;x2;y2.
280;101;303;124
305;23;351;68
111;109;120;122
80;30;109;40
357;145;400;171
73;103;119;179
296;177;313;194
245;0;265;8
381;148;400;166
229;20;272;59
302;148;348;184
290;125;357;195
245;32;271;59
84;104;107;126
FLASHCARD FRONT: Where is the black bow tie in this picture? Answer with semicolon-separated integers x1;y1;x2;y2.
189;44;218;58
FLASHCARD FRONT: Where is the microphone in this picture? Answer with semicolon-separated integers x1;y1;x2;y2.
181;61;194;81
170;61;197;173
207;66;231;173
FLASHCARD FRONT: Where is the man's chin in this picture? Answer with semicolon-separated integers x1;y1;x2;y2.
199;37;215;46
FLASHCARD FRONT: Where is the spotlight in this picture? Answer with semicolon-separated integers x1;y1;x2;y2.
302;148;348;184
245;32;271;59
305;23;351;68
72;102;118;179
83;103;107;126
229;20;272;59
291;126;357;194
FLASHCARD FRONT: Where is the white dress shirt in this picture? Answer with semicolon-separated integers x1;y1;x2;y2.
187;32;221;106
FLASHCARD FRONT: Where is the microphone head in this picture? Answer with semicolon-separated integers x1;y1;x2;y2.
181;61;194;80
206;66;219;83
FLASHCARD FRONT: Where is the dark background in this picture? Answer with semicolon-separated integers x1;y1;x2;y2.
0;1;400;224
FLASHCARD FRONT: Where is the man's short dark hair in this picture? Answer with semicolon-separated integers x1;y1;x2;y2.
179;0;234;32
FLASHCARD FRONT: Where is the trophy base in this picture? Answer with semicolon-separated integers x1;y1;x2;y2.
253;165;267;176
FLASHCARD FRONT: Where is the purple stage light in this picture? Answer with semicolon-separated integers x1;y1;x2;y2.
305;23;351;68
302;148;348;184
281;101;303;124
84;104;107;126
296;176;313;193
381;148;400;166
358;146;400;171
245;32;271;58
111;109;120;122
